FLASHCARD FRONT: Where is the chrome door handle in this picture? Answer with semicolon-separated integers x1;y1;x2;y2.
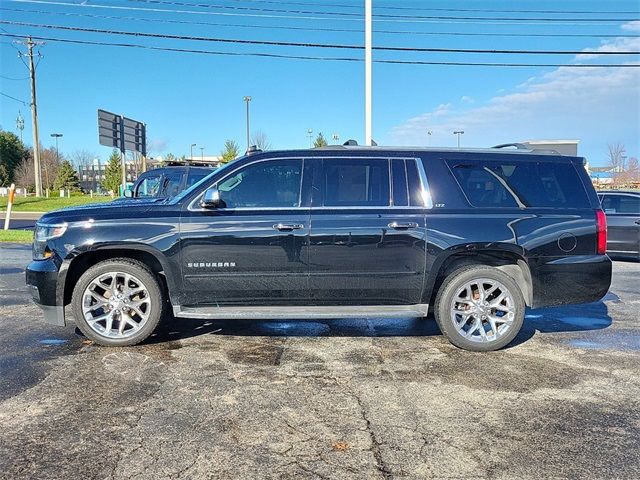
388;221;419;229
273;223;304;231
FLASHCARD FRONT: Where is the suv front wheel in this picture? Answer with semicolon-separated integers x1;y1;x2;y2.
71;258;165;346
434;266;525;352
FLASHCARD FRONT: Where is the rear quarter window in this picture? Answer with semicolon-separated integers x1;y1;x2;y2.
447;160;590;209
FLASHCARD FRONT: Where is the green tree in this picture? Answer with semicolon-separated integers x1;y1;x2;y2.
0;129;29;184
220;139;240;163
52;160;81;192
313;132;328;148
0;163;9;187
102;150;122;195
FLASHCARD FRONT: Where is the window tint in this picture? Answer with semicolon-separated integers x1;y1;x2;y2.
135;174;161;198
323;158;389;207
186;170;210;188
449;160;590;208
217;159;302;208
618;196;640;214
391;159;408;207
600;195;617;213
406;160;424;207
161;171;183;198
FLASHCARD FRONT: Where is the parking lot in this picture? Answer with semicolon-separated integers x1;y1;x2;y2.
0;243;638;479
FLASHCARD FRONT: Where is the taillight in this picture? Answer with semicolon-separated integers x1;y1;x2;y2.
595;209;607;255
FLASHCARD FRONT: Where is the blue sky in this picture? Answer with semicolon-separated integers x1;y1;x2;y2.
0;0;638;165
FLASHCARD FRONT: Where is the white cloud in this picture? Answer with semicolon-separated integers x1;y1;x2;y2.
389;33;640;161
460;95;474;104
621;20;640;31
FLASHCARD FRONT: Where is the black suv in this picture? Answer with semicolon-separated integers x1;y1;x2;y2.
26;146;611;351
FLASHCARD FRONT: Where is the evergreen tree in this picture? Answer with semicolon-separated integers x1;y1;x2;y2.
52;160;81;192
102;150;122;195
0;163;9;187
220;140;240;164
0;129;29;183
313;132;328;148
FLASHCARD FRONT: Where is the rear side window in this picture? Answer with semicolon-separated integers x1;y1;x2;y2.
161;171;183;198
322;158;390;207
603;195;640;214
448;160;590;209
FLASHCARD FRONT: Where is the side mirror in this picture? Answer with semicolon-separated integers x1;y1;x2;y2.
124;189;133;198
201;186;223;208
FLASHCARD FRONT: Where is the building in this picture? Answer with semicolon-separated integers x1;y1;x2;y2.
78;158;138;193
147;155;223;169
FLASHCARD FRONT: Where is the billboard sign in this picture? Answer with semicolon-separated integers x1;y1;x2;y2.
97;109;146;155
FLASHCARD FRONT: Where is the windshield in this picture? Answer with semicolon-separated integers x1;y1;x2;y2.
168;160;240;204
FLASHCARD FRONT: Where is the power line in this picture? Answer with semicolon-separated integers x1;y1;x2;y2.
0;91;29;105
3;7;639;39
3;21;639;56
1;32;638;68
10;0;637;26
189;0;640;15
126;0;638;22
0;74;30;80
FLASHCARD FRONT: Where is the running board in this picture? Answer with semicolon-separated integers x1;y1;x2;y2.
173;304;429;320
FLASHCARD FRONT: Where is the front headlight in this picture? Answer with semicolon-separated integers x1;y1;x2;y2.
33;223;67;260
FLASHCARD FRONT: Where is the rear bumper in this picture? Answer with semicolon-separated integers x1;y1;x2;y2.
530;255;612;308
25;258;66;326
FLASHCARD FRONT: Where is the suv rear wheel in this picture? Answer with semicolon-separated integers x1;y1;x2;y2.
71;258;165;346
434;266;525;352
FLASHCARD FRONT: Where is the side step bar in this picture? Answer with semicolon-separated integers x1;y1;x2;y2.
173;304;429;320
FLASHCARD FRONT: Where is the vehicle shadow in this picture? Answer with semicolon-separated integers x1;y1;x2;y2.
143;297;614;348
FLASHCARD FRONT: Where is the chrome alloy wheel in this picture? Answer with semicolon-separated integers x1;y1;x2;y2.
81;271;152;339
449;278;515;343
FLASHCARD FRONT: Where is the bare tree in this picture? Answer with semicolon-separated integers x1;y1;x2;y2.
71;149;96;169
607;142;626;172
251;130;272;151
14;147;62;193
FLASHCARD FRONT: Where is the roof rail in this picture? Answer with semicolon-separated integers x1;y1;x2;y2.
492;143;529;150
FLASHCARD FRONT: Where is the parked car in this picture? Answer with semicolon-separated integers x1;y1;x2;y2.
26;144;611;351
598;190;640;259
121;165;214;200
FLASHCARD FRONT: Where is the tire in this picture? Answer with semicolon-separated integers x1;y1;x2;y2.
434;265;525;352
71;258;166;346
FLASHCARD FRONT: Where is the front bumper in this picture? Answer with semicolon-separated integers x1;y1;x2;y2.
26;258;66;326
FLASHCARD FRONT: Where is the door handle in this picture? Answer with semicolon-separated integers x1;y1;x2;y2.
388;221;419;229
635;220;640;225
273;223;304;231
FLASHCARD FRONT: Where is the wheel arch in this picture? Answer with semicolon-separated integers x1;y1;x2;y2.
425;245;533;308
60;246;173;307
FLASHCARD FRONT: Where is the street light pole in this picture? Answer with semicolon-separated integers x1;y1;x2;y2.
307;129;313;148
454;130;464;148
190;143;196;162
244;96;252;150
427;130;432;146
200;147;204;161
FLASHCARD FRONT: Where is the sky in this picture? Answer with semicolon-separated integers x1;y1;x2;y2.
0;0;638;166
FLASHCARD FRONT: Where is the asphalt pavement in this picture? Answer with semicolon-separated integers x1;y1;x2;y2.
0;243;638;479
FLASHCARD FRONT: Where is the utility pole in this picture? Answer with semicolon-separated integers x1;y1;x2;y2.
244;96;252;151
24;37;44;197
365;0;372;146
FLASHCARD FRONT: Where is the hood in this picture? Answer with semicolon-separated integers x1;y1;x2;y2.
37;198;166;225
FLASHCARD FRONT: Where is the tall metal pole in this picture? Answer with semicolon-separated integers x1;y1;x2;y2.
190;143;196;161
16;112;25;143
244;96;252;150
27;37;43;197
365;0;372;146
200;147;204;161
454;131;464;148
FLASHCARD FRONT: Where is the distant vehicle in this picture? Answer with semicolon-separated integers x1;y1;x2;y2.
27;144;611;352
122;165;214;200
598;191;640;259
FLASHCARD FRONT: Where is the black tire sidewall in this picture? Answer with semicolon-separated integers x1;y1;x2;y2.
71;259;164;346
434;266;525;352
